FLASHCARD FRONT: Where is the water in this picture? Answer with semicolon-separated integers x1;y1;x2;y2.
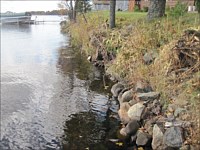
0;16;120;150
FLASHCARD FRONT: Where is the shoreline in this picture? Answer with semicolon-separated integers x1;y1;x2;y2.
62;11;200;149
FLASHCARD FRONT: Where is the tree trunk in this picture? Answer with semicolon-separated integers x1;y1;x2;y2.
147;0;166;20
73;0;78;22
110;0;116;29
68;0;73;21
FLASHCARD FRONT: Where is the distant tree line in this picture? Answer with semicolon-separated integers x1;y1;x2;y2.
29;9;68;15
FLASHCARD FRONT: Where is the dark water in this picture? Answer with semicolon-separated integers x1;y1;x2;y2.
0;16;120;150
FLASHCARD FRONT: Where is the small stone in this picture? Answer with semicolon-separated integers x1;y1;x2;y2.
180;145;190;150
121;89;133;103
128;99;137;106
143;53;153;65
118;108;131;125
136;130;152;146
128;102;145;121
152;124;166;150
124;119;140;136
111;83;124;98
174;108;187;118
135;80;153;93
163;126;183;148
120;128;127;137
168;104;178;113
137;92;160;101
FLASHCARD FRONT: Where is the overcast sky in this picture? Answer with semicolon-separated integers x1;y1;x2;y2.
1;1;61;13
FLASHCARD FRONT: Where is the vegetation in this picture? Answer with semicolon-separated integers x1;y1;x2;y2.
168;1;188;17
62;10;200;144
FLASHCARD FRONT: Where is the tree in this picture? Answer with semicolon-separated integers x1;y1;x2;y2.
147;0;166;20
77;0;91;13
195;0;200;13
110;0;116;29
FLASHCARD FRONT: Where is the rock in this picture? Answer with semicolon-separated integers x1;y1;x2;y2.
136;130;152;146
143;53;153;65
163;126;183;148
121;89;133;103
111;83;124;98
180;145;190;150
135;80;153;93
167;104;178;113
128;102;145;121
152;124;165;150
174;108;187;118
120;127;127;137
118;103;131;124
118;88;129;104
118;109;131;125
124;119;140;136
128;99;137;106
137;92;160;101
144;119;155;136
126;24;133;32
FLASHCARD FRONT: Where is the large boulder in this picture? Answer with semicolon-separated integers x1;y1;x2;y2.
128;102;145;121
137;92;160;101
163;126;183;148
111;83;124;98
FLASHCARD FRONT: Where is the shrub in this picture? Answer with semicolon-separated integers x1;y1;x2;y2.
142;7;148;12
195;0;200;13
134;5;141;12
168;1;187;17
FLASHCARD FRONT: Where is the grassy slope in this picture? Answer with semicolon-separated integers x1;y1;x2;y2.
64;11;200;144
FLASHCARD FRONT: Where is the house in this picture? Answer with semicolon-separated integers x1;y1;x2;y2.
92;0;129;11
129;0;195;11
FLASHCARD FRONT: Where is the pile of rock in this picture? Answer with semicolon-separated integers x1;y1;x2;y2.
111;81;195;149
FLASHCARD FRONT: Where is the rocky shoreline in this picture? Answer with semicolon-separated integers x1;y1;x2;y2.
109;81;197;150
85;29;200;150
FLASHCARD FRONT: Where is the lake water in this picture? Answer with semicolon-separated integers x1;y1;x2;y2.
0;16;120;150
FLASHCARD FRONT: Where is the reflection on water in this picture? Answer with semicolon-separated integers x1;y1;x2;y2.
0;16;119;150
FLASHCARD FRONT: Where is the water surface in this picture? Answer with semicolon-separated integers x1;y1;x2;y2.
0;16;119;150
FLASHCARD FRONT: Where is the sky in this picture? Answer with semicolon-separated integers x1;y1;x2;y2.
1;0;61;13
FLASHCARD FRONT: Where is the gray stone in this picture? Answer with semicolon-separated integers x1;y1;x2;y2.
144;120;155;136
167;104;178;113
143;53;153;65
137;92;160;101
163;126;183;148
124;119;140;136
174;108;187;118
111;83;124;97
136;130;152;146
121;89;133;103
128;102;145;121
128;99;137;106
135;80;153;93
152;124;165;150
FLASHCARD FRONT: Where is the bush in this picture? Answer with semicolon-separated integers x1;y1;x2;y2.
134;5;141;12
195;0;200;13
168;1;187;17
142;7;148;12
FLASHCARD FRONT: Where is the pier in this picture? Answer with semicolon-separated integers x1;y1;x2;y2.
0;12;32;24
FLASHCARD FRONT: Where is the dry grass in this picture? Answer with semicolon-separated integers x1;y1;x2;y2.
64;11;200;144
